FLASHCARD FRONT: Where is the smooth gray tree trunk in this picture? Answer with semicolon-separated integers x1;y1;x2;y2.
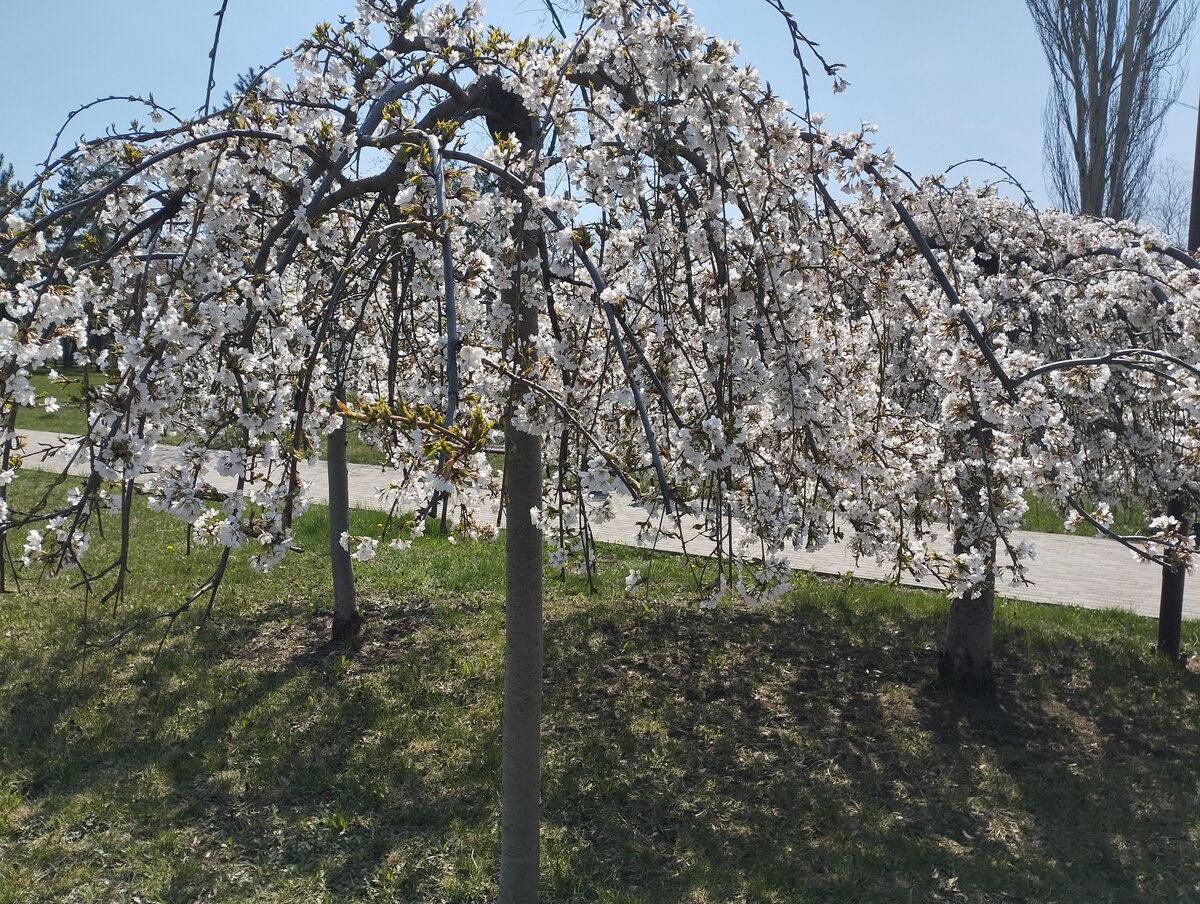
498;233;543;904
499;413;543;904
940;431;998;697
327;401;360;640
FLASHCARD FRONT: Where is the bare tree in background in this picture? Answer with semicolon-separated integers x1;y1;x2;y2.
1027;0;1198;220
1147;155;1191;242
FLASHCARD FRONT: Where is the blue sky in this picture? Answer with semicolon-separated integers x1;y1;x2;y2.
1;0;1197;212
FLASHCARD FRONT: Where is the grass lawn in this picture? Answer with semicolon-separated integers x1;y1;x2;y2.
1022;492;1148;538
1;472;1199;902
14;369;101;435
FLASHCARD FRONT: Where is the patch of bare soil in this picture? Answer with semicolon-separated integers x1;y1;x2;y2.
235;593;441;676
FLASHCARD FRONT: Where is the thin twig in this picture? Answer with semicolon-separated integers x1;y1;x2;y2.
204;0;232;117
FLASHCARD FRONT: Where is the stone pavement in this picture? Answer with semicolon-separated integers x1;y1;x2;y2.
14;428;1199;622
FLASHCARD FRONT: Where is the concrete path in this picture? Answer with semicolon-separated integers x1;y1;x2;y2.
13;428;1199;622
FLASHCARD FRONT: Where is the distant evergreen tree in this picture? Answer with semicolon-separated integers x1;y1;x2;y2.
223;66;266;107
0;154;23;218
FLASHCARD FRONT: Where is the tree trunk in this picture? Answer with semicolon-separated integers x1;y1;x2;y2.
499;411;542;904
1156;496;1188;661
327;403;360;641
939;540;997;698
498;231;543;904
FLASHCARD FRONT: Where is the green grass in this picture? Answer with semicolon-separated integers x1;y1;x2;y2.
1022;492;1149;537
2;473;1200;902
12;368;101;435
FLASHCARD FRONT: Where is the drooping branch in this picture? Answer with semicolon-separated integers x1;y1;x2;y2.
444;147;677;511
1013;347;1200;386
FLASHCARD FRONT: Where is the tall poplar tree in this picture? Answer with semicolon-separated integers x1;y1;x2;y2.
1027;0;1198;220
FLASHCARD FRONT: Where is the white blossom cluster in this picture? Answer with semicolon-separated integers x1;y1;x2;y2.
2;0;1198;606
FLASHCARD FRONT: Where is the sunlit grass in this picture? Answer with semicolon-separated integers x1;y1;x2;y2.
11;367;102;435
1022;491;1149;536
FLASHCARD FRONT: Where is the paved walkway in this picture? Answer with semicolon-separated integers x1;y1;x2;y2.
14;428;1199;622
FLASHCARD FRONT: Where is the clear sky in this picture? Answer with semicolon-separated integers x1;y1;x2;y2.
1;0;1198;212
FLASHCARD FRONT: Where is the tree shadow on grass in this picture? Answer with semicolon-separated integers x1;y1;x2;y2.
6;571;1200;903
919;620;1200;902
0;590;502;902
540;594;1200;903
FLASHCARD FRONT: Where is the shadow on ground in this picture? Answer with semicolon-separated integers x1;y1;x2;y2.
3;577;1199;903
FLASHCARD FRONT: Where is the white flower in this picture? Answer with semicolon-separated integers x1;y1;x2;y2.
352;536;378;562
459;345;485;372
21;529;44;565
215;449;246;478
624;568;642;595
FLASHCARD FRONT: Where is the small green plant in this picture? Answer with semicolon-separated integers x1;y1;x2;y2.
324;653;352;681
